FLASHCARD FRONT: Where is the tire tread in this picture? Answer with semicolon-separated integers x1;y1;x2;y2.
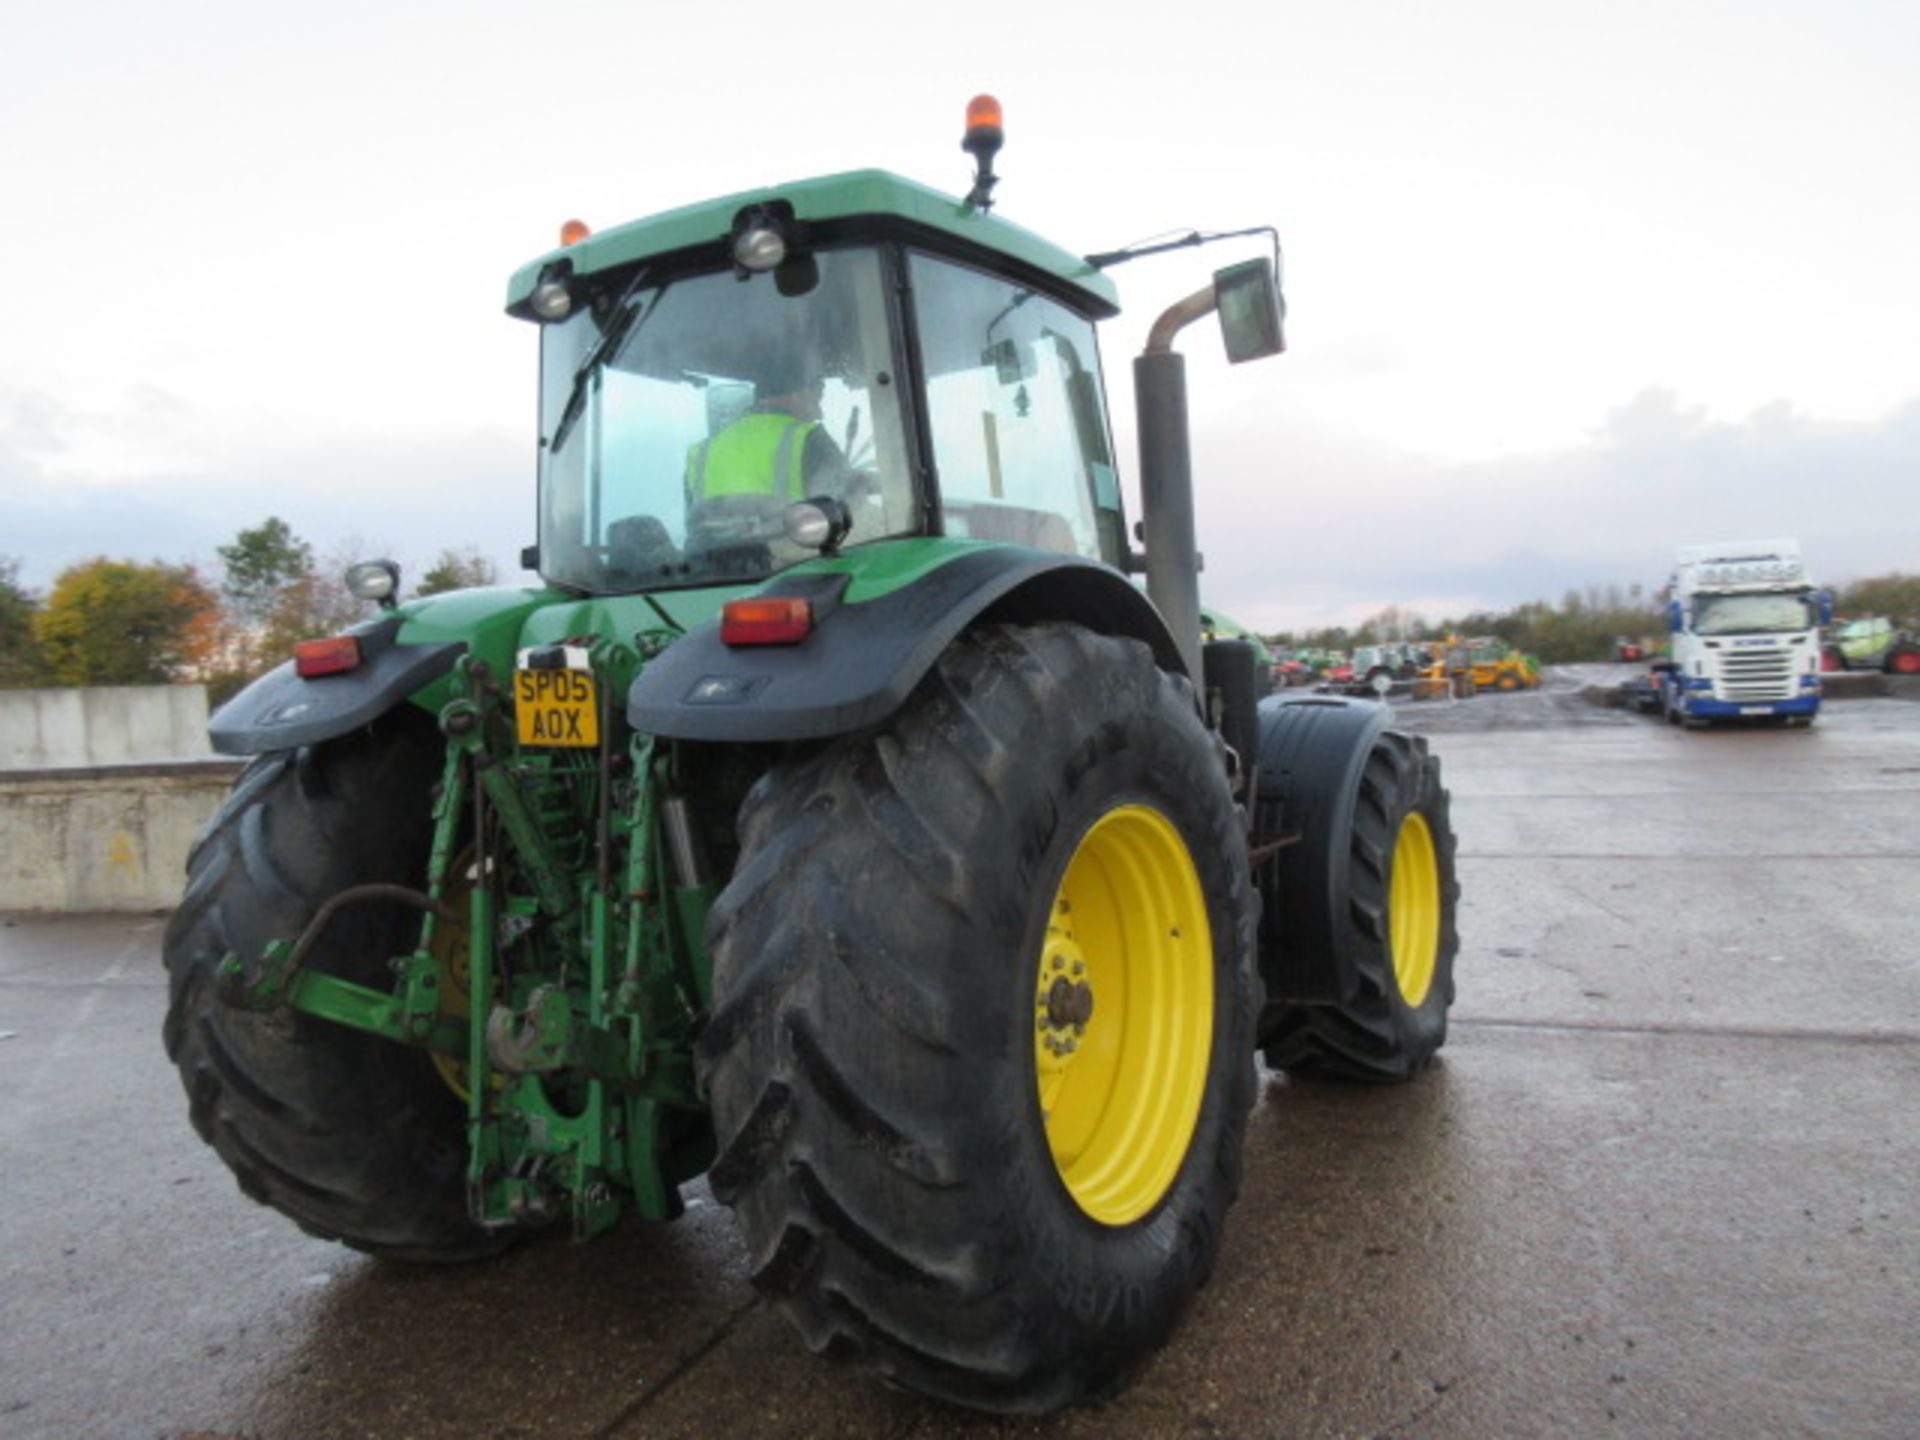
161;715;501;1263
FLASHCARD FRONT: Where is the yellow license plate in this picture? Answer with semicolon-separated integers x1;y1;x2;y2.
514;667;599;747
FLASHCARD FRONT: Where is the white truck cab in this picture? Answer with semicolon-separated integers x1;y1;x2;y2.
1660;539;1829;728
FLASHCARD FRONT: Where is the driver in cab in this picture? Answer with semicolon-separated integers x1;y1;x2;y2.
684;355;850;523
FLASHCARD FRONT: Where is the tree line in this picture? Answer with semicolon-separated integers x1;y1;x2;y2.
0;519;499;702
1268;574;1920;664
4;534;1914;691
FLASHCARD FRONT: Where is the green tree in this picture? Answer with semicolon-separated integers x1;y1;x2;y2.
415;546;499;597
1838;572;1920;623
33;558;219;685
1362;604;1419;642
217;517;314;627
0;556;45;686
211;517;358;691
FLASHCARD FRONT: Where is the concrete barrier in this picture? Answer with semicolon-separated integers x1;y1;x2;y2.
0;685;214;768
0;759;244;912
0;685;237;912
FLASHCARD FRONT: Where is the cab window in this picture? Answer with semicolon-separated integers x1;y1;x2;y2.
907;254;1118;560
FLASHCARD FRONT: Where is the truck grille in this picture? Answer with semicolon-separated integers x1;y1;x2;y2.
1717;649;1794;701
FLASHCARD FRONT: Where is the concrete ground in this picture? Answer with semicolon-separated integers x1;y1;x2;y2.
3;672;1917;1438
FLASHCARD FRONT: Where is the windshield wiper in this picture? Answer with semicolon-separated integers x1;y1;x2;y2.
549;268;658;455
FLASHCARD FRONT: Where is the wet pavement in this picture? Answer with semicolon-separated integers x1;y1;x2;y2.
3;674;1917;1438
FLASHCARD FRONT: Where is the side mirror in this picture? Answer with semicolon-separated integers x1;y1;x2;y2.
1213;258;1285;363
1818;589;1835;626
1666;599;1684;633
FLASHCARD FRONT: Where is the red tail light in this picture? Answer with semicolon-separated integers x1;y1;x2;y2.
721;597;813;647
294;635;362;677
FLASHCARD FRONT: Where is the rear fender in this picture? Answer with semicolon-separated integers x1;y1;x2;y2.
626;545;1185;743
1252;693;1393;1004
209;585;574;757
209;615;464;756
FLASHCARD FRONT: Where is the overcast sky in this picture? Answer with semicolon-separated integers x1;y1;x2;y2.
3;0;1915;632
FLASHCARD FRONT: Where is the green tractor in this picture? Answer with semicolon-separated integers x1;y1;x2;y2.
164;100;1459;1414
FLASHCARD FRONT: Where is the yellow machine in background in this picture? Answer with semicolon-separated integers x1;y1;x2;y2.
1411;637;1477;699
1408;636;1538;698
1466;637;1539;691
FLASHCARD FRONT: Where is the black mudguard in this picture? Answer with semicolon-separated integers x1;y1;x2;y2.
208;616;463;756
627;546;1185;743
1252;692;1393;1004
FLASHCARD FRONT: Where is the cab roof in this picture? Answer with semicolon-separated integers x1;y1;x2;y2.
504;169;1120;320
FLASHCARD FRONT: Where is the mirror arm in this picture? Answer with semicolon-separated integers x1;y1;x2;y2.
1144;284;1219;355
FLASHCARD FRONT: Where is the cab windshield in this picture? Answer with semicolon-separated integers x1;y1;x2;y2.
1692;591;1816;635
537;247;914;593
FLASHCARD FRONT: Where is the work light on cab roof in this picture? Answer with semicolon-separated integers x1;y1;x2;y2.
526;221;591;320
731;211;789;272
528;275;573;321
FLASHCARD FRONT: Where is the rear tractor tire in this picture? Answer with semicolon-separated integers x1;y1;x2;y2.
1253;698;1459;1082
162;714;497;1262
699;623;1259;1414
1886;644;1920;676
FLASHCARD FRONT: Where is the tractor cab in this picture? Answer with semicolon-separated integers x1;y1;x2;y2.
514;172;1128;598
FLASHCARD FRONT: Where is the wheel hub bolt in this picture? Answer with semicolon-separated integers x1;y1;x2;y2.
1045;976;1095;1029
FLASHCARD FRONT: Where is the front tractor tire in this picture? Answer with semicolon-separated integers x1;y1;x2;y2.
162;715;495;1262
698;623;1259;1414
1254;700;1459;1083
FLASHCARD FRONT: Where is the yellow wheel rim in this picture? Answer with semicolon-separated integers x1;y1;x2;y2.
1034;805;1213;1226
1389;812;1440;1007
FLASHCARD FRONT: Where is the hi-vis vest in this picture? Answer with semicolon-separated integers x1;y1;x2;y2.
685;413;819;504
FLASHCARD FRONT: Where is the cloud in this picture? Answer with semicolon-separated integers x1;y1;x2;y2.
1194;387;1920;632
2;381;533;591
8;375;1914;643
0;387;71;461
